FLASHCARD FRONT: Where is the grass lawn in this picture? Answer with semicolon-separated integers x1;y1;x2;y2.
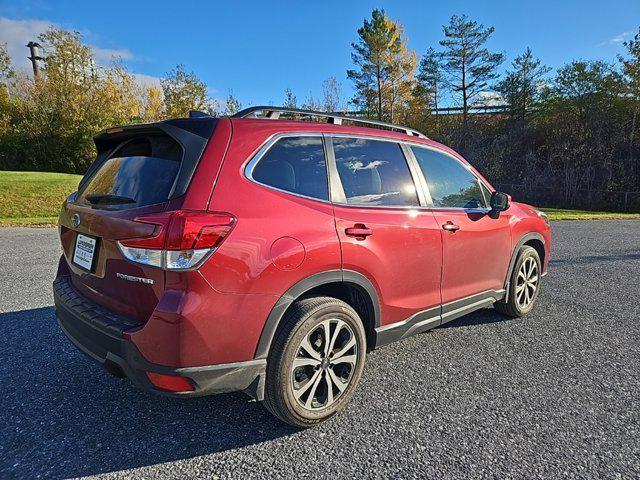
0;170;639;226
542;208;640;221
0;171;81;226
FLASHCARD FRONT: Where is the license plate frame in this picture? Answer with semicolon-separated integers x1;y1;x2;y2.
72;233;97;272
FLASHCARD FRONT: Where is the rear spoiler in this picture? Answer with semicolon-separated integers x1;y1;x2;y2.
81;117;218;200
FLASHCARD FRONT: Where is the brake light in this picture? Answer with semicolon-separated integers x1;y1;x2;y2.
117;210;235;270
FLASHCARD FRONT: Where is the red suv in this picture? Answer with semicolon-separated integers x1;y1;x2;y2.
54;107;550;427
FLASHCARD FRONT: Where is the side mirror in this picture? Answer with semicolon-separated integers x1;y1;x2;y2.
489;191;511;217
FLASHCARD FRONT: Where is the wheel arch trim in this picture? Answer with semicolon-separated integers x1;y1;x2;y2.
502;232;545;299
253;269;380;360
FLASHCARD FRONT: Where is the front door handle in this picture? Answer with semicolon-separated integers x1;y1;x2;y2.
442;221;460;232
345;224;373;240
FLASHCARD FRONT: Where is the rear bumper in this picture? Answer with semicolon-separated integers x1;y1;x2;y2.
53;275;265;399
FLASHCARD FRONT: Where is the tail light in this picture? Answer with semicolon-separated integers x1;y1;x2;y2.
117;211;235;270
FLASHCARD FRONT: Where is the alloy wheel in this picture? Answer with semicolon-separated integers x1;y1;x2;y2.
515;256;539;309
290;319;358;411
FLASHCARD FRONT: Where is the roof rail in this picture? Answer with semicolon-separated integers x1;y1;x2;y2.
232;106;428;139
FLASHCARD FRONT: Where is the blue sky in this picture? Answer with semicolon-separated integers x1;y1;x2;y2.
1;0;638;107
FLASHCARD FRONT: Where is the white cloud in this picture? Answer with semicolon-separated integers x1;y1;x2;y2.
474;91;506;107
598;31;633;47
93;46;134;63
610;31;633;44
132;72;162;89
0;17;222;97
0;17;136;69
0;17;163;90
0;17;52;72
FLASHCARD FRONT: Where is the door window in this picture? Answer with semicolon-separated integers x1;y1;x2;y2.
332;137;419;206
411;146;487;209
251;136;328;200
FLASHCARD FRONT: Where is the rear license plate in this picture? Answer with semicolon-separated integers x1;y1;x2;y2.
73;233;97;271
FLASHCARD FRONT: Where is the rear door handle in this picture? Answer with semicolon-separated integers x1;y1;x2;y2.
442;222;460;232
345;224;373;239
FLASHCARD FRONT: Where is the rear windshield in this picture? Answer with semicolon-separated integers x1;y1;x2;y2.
77;135;183;210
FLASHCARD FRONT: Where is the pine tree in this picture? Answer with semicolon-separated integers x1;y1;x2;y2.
224;90;242;115
497;48;550;118
439;14;504;125
283;88;297;109
347;9;416;121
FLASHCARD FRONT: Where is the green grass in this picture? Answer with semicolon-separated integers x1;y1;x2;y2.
0;171;81;227
0;171;639;226
542;208;640;221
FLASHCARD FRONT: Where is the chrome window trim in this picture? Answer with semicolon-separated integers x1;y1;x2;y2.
243;130;494;214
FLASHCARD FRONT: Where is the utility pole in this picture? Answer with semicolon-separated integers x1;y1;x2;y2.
26;41;44;79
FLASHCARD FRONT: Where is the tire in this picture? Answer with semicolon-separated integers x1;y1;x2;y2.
495;245;542;318
263;296;367;428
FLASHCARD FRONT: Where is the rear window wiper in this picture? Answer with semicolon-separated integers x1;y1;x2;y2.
85;194;136;205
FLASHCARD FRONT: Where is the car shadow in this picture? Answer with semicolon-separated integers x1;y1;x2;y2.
1;307;296;479
438;307;508;329
549;252;640;266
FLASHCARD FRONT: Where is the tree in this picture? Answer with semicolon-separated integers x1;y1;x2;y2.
0;43;17;166
540;60;625;202
550;60;621;119
619;27;640;173
161;64;210;117
347;9;416;121
439;14;504;125
322;77;342;112
26;28;106;171
382;18;418;123
0;43;15;85
283;88;297;108
142;86;164;121
302;92;322;111
0;27;145;172
0;42;15;112
98;61;143;125
497;48;550;119
415;47;444;134
224;90;242;115
416;47;443;113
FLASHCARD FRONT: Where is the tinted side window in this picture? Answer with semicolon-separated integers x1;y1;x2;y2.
411;146;487;209
333;137;418;206
251;136;328;201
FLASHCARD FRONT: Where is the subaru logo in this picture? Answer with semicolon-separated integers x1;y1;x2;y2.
71;213;81;228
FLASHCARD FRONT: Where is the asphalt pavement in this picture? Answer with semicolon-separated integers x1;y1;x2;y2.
1;221;639;479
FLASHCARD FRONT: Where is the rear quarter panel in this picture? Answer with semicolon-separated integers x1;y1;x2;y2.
203;121;342;295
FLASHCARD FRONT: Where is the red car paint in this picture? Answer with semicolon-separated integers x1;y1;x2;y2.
55;114;551;390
